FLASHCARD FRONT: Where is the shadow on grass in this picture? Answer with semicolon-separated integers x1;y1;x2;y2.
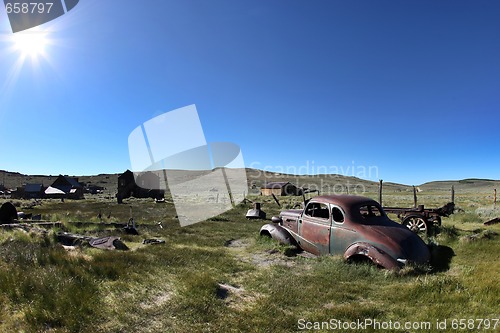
429;244;455;273
283;246;303;257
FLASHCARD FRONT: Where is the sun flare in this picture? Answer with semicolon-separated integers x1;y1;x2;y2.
0;28;55;100
12;31;48;58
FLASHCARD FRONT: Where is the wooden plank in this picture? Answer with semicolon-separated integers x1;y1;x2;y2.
484;217;500;226
0;222;62;228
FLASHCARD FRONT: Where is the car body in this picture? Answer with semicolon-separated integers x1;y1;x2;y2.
260;195;430;270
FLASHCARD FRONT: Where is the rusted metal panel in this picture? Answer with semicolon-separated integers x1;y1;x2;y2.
299;218;330;255
330;224;359;254
344;242;399;270
89;236;128;250
260;223;295;245
280;209;301;234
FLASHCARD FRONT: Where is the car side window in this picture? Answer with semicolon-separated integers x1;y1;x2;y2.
304;202;330;219
331;206;344;223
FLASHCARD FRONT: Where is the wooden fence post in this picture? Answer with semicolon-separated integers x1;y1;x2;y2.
378;180;383;206
413;186;417;208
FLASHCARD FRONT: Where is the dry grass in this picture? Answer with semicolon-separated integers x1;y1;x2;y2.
0;183;499;332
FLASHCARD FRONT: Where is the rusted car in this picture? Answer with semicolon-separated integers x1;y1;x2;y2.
260;195;430;270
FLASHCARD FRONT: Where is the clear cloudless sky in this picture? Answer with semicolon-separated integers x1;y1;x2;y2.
0;0;498;185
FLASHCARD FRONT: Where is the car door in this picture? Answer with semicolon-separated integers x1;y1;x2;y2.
329;205;359;255
298;201;331;255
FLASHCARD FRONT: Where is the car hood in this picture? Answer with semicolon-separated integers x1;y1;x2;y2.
280;209;302;218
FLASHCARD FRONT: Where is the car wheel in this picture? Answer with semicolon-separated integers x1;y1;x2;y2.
260;230;272;238
403;215;428;235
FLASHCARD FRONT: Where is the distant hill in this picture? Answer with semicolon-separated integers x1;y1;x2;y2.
243;168;411;194
420;179;500;192
1;169;497;195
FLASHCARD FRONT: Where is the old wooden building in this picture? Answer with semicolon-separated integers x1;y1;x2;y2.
116;170;164;203
45;175;84;200
261;181;302;196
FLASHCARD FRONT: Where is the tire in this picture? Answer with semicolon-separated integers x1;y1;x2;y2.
403;215;429;235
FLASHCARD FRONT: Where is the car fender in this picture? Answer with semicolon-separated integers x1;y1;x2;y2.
344;242;400;270
260;223;296;245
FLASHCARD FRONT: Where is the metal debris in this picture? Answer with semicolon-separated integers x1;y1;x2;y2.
142;238;166;245
484;217;500;225
124;206;139;234
89;236;129;250
246;202;266;219
56;232;129;250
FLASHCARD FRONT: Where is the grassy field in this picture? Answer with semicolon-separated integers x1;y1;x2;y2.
0;179;499;332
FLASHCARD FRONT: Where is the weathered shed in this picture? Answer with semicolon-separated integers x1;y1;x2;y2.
116;170;164;203
45;175;84;199
84;185;105;194
261;182;302;196
24;184;44;199
11;183;44;199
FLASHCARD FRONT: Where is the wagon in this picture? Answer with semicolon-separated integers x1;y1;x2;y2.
384;202;455;235
378;181;455;235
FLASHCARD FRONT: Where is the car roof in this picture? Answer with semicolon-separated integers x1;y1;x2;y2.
309;195;379;207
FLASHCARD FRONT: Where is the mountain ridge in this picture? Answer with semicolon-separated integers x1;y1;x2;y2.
1;169;498;193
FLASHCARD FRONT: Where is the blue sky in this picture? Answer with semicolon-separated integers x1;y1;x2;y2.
0;0;498;185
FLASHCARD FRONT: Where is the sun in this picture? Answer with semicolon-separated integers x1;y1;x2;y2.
0;28;55;104
0;28;54;90
12;30;48;59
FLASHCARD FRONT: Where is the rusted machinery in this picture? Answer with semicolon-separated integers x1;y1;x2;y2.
379;181;455;235
383;202;455;235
